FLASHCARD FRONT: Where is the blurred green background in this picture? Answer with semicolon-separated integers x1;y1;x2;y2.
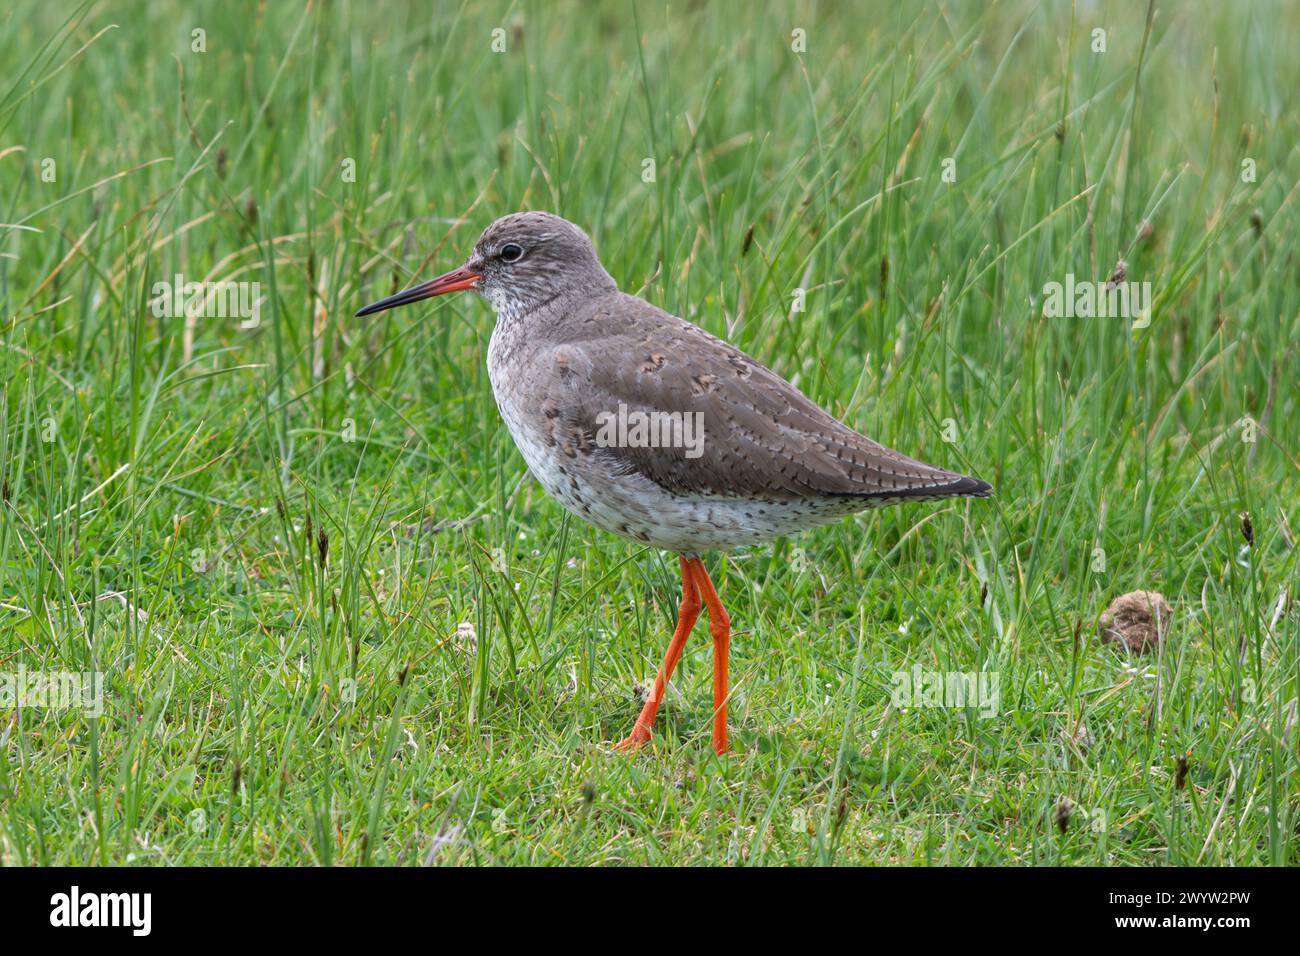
0;0;1296;865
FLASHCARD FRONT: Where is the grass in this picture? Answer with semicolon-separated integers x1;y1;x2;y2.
0;0;1297;866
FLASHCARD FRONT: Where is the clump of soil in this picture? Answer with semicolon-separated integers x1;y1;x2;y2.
1099;590;1172;653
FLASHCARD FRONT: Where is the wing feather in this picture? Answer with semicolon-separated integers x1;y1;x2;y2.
538;293;990;502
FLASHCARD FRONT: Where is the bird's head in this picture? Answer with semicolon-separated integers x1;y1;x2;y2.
356;211;616;320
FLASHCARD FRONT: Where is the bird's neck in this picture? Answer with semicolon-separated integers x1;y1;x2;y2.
485;286;567;367
490;272;616;326
486;280;617;371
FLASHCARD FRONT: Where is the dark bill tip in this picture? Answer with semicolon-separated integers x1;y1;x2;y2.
355;266;481;317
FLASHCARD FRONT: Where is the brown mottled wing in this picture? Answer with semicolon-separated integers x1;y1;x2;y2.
540;293;991;502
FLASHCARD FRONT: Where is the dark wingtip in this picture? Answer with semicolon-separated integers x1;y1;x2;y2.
904;473;992;500
849;473;993;504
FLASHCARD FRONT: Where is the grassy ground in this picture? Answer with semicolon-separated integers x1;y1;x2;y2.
1;0;1297;866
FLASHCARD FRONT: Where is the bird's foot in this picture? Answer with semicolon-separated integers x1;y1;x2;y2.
612;727;652;752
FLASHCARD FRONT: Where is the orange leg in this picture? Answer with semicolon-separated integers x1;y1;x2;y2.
687;558;731;755
614;557;701;750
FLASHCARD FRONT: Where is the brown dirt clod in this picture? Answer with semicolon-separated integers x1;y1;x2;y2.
1099;590;1172;653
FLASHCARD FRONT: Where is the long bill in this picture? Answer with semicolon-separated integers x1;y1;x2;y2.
354;265;481;317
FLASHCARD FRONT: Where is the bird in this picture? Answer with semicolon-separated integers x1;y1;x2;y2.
357;211;991;756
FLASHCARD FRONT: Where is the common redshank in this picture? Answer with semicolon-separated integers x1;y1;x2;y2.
357;212;991;755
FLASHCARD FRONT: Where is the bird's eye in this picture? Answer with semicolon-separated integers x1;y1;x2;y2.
500;243;524;263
